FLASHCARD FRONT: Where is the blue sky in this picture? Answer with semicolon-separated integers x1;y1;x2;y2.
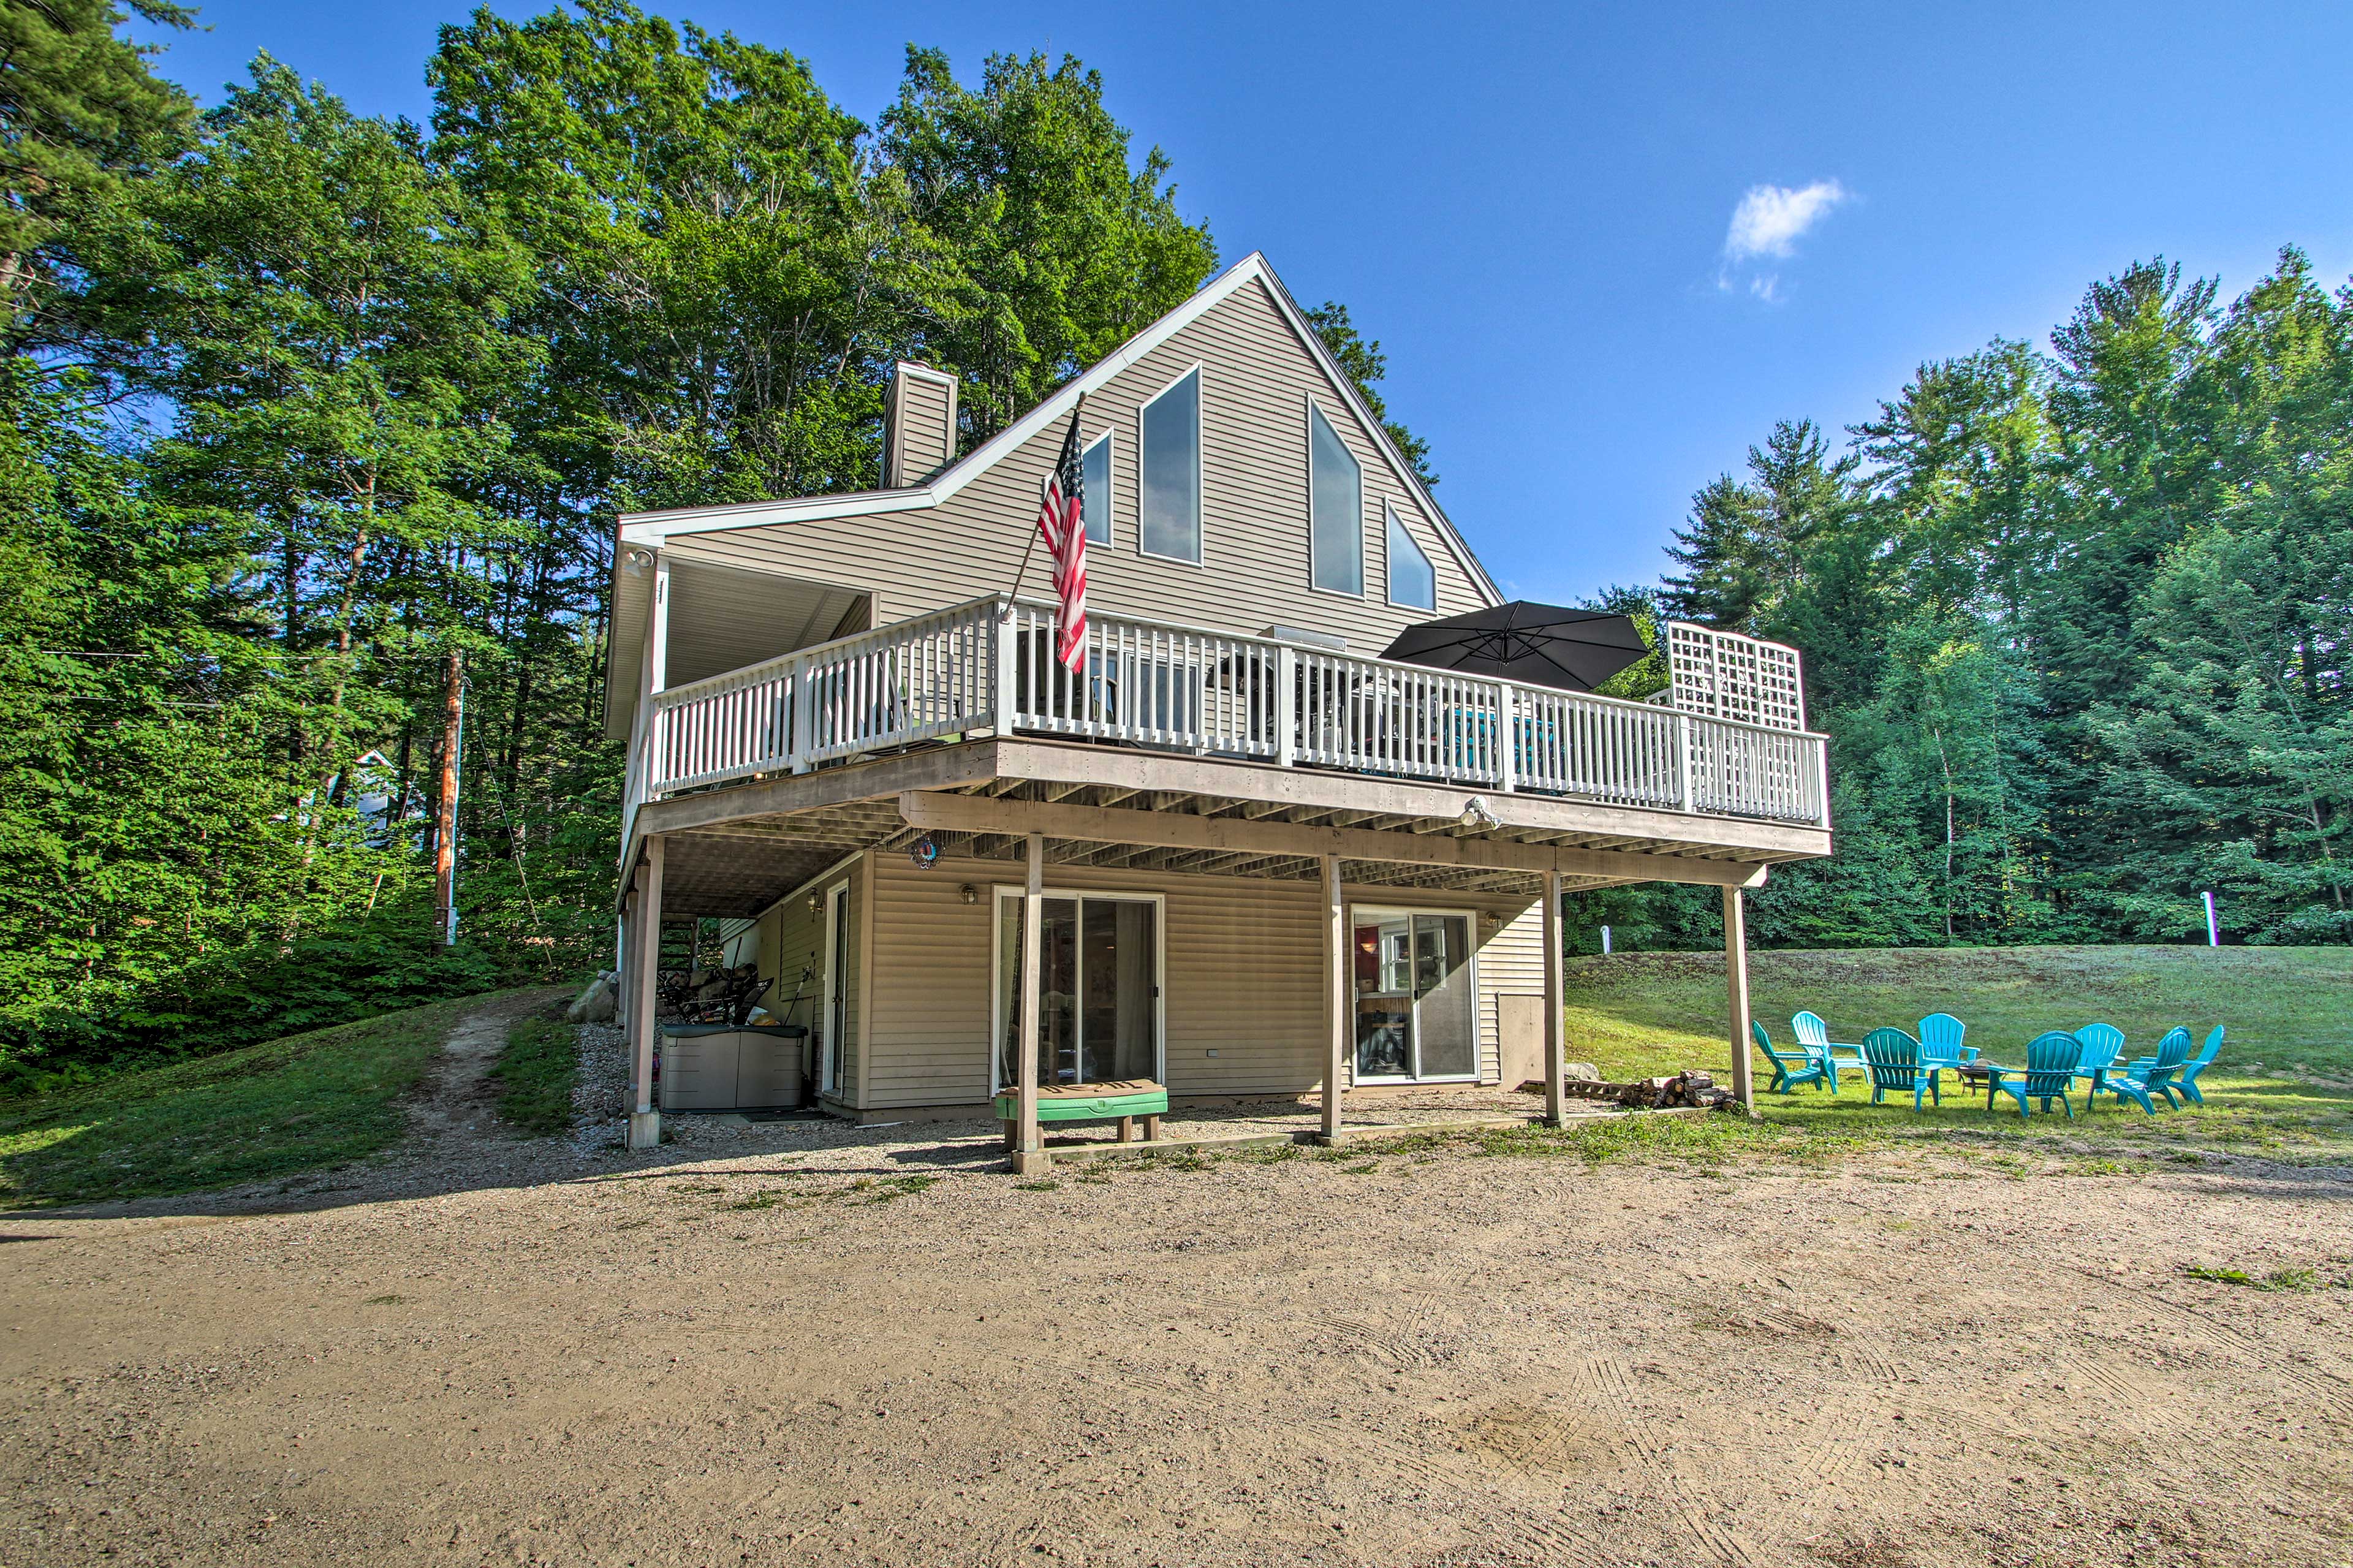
142;2;2353;603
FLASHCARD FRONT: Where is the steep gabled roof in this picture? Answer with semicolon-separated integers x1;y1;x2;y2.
615;251;1501;604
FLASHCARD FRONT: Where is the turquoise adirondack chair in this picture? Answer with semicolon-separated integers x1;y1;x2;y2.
1917;1013;1977;1080
2071;1022;2126;1100
2104;1028;2194;1115
1860;1026;1941;1109
1793;1012;1865;1073
1983;1030;2080;1119
2171;1025;2226;1106
1752;1020;1836;1094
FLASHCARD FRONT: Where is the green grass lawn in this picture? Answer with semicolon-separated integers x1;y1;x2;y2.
1562;944;2353;1162
487;1014;582;1136
0;991;531;1208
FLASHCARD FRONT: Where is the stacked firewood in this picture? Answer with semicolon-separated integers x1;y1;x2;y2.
1518;1070;1740;1110
1615;1070;1736;1110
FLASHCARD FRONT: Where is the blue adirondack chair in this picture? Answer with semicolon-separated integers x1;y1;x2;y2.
1793;1011;1865;1073
1860;1026;1941;1109
2070;1022;2126;1100
1752;1020;1836;1094
2172;1025;2226;1106
2104;1028;2194;1115
1983;1030;2080;1118
1917;1013;1977;1081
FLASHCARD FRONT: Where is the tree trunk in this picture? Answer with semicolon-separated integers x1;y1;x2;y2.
433;648;463;944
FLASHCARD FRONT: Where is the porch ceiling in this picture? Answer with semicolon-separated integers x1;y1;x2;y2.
604;556;869;741
631;737;1829;917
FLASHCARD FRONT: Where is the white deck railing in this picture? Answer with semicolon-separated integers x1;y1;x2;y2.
624;594;1828;843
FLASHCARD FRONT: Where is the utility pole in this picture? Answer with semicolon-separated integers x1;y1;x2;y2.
434;648;464;945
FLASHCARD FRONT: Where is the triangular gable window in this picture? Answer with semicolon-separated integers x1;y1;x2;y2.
1387;505;1435;610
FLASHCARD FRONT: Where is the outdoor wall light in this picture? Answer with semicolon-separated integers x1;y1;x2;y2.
960;884;979;905
1458;796;1499;831
622;548;655;573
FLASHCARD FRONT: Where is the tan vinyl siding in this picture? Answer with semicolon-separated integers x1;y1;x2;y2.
865;854;1326;1108
1473;901;1547;1086
885;367;956;487
664;279;1488;659
860;855;1537;1109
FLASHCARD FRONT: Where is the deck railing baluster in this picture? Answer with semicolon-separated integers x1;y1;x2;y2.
635;592;1826;826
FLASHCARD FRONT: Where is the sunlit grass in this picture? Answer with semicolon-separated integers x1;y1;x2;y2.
1558;945;2353;1162
0;993;529;1206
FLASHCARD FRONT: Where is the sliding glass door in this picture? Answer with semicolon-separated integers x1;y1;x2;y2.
995;891;1162;1089
1351;907;1477;1081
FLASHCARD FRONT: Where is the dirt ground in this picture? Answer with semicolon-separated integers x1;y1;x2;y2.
3;1005;2350;1567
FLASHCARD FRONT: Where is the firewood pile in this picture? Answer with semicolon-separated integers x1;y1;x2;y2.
1518;1070;1741;1110
1617;1070;1737;1110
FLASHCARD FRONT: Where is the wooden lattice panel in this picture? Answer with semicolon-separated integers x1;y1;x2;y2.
1665;622;1807;732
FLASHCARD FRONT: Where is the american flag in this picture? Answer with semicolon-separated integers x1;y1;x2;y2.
1036;402;1088;670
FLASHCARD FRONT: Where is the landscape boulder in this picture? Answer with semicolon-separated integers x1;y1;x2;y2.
566;971;618;1025
1564;1062;1601;1081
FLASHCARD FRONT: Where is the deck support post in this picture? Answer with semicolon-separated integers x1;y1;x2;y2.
1542;868;1566;1127
1013;831;1047;1173
627;835;666;1149
1320;853;1346;1142
1723;884;1754;1110
615;890;634;1037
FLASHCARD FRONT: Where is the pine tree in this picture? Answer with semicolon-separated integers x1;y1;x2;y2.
0;0;194;330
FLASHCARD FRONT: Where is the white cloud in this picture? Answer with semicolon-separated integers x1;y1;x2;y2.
1724;179;1849;261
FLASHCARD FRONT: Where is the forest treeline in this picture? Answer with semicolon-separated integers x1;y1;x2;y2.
1571;254;2352;956
2;1;2345;1085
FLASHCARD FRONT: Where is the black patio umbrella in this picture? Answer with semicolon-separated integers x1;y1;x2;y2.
1377;602;1649;694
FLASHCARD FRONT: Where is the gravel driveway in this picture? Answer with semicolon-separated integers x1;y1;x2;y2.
2;1003;2347;1566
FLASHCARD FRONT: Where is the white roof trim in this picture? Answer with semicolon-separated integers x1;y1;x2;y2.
613;252;1504;604
893;360;958;389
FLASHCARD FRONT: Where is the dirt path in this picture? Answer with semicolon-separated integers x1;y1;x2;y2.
2;1105;2349;1568
401;1002;525;1152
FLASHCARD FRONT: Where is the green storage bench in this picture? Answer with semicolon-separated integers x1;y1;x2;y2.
994;1080;1169;1149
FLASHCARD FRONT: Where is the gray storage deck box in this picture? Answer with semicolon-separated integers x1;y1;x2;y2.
657;1024;809;1112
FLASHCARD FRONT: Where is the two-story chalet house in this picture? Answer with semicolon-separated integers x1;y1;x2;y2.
602;252;1832;1168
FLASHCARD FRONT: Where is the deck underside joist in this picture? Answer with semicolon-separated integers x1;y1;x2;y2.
629;736;1830;915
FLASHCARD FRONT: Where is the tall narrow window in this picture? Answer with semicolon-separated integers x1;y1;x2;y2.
1387;504;1435;610
1309;402;1362;595
1139;369;1201;562
1080;431;1112;545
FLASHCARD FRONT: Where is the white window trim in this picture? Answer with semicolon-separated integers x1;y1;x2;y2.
1385;500;1437;612
1348;902;1481;1084
987;885;1169;1096
1080;429;1114;546
1305;396;1366;600
1135;363;1206;567
820;879;852;1097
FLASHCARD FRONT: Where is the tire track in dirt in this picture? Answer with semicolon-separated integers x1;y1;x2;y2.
1569;1355;1758;1567
2079;1267;2353;1418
